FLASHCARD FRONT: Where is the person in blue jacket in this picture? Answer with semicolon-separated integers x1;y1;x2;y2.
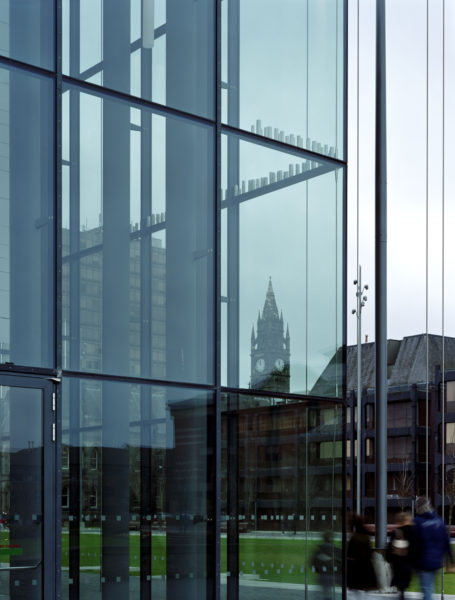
413;497;452;600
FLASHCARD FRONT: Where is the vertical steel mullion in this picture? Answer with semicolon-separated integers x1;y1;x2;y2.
101;0;131;594
226;0;240;390
342;0;348;595
375;0;388;551
54;0;63;598
226;1;240;599
67;2;82;598
214;0;222;599
140;40;153;600
342;401;347;600
68;378;81;600
68;4;81;371
342;0;348;583
43;380;57;600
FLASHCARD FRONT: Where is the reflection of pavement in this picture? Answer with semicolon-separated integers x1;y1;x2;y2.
58;573;455;600
60;572;329;600
348;593;455;600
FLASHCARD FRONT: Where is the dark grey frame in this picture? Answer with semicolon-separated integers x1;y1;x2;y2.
0;373;57;600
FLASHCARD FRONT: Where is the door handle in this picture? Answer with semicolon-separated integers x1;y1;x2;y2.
0;560;41;572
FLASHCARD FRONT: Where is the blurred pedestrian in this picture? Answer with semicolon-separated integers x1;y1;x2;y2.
413;497;452;600
387;511;416;600
347;514;377;593
313;530;342;600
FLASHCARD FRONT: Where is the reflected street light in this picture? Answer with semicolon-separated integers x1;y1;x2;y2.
352;265;368;514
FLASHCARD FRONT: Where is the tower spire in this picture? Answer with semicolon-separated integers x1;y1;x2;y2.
262;277;279;320
250;278;290;393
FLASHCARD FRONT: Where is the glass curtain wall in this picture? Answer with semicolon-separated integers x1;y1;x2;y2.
0;64;54;368
221;2;345;600
61;84;214;384
221;395;343;600
0;0;346;599
62;378;214;600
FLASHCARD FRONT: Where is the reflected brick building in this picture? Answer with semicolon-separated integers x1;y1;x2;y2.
314;333;455;523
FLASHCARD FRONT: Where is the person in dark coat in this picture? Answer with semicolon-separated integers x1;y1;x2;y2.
387;511;416;600
347;514;377;592
413;497;453;600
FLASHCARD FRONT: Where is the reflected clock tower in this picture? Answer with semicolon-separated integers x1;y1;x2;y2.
250;278;290;392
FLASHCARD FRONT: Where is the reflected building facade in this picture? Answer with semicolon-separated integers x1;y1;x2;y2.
325;334;455;525
0;1;346;599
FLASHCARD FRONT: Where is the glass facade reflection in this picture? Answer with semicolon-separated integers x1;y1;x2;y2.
62;0;214;118
222;0;345;158
0;65;54;368
222;133;343;395
62;378;213;599
222;394;343;600
0;1;346;599
62;84;214;383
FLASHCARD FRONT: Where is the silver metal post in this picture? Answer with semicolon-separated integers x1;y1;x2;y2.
375;0;388;550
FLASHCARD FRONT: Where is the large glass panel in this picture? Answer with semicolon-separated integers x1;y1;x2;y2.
0;385;43;599
62;0;214;119
221;393;343;600
61;377;214;600
223;0;345;158
0;66;54;368
222;133;343;396
0;0;54;70
62;84;214;384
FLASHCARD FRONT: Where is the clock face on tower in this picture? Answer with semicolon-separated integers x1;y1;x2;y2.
255;358;265;373
274;358;284;371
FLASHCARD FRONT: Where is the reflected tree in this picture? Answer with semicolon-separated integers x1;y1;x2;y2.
394;458;413;511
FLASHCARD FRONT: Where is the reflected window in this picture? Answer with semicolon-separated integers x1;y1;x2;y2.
388;402;412;428
447;382;455;413
446;423;455;455
84;447;98;471
418;436;427;462
365;438;374;463
88;487;98;510
62;445;69;470
388;437;411;463
365;473;375;497
418;399;429;426
366;403;374;429
62;485;69;509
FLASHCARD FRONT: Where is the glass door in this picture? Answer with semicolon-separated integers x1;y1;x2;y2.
0;375;55;599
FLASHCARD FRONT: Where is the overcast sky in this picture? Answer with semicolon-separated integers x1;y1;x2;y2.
347;0;455;346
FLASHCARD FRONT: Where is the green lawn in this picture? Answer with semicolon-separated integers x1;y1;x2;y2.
60;533;328;584
61;532;167;575
58;531;455;593
3;525;454;591
236;537;320;584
